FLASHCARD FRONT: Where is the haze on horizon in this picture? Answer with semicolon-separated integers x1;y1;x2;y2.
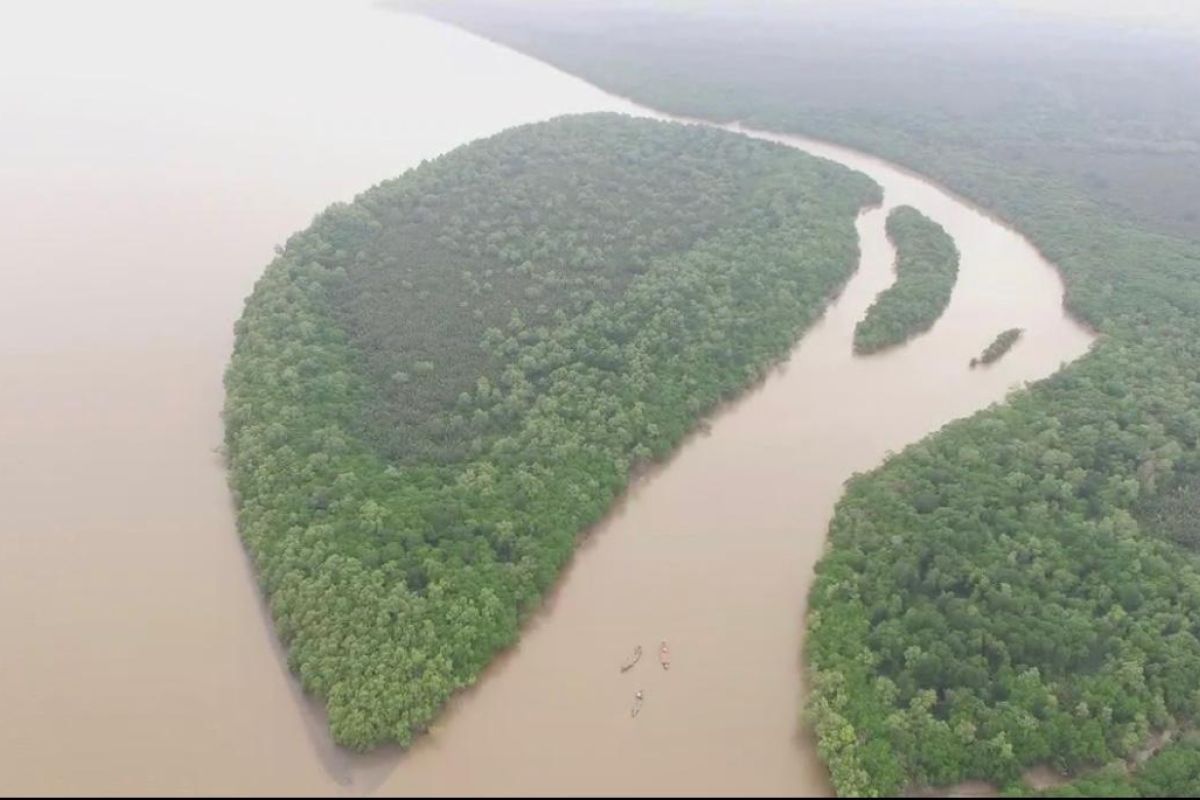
415;0;1200;37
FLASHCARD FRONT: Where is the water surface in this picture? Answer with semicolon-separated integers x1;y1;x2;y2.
0;3;1093;795
0;2;640;794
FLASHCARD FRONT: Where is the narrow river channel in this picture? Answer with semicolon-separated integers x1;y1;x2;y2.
0;1;1093;795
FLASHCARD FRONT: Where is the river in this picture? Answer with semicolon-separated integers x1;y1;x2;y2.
0;1;1093;795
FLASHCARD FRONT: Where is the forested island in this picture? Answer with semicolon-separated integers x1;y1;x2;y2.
417;3;1200;796
853;206;958;354
224;113;878;749
972;328;1024;368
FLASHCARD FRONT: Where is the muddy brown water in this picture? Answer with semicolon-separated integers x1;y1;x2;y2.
0;2;1093;795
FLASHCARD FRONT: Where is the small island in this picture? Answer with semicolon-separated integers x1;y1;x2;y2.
970;327;1024;367
853;206;960;354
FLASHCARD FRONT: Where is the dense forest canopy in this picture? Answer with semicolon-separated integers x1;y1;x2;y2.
325;117;861;464
853;206;958;354
415;3;1200;796
224;113;878;749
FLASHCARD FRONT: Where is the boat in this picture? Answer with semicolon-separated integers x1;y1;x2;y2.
620;645;643;673
659;640;670;670
631;689;644;718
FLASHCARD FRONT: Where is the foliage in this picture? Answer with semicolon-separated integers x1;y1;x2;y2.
418;4;1200;795
224;113;878;749
853;206;958;354
973;328;1024;368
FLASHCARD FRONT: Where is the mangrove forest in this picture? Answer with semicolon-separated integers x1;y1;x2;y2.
224;113;879;749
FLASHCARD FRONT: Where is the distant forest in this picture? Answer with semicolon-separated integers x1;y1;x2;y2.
418;2;1200;796
225;114;878;749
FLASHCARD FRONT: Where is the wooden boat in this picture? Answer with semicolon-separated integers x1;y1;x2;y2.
659;640;670;670
620;645;643;673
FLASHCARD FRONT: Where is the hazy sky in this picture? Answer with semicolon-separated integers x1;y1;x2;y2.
642;0;1200;35
1003;0;1200;31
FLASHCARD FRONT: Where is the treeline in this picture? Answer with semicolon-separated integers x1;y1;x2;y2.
224;113;878;750
416;5;1200;796
972;328;1024;368
853;206;959;354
